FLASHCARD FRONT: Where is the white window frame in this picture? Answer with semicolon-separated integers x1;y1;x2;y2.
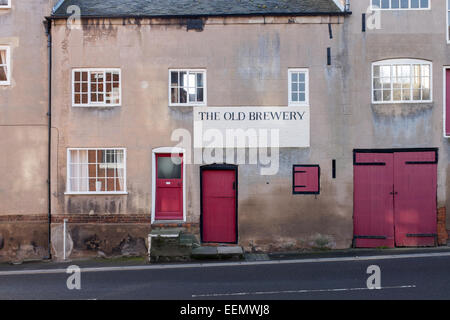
447;0;450;44
0;46;11;86
72;68;122;107
0;0;11;9
371;59;433;104
168;69;207;107
370;0;431;10
288;68;310;107
151;147;186;223
65;148;127;195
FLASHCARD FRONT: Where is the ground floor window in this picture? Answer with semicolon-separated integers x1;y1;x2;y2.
0;46;10;85
66;148;126;194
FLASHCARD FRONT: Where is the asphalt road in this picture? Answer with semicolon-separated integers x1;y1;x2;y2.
0;252;450;300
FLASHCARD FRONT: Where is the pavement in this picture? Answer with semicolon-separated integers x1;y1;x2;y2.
0;246;450;300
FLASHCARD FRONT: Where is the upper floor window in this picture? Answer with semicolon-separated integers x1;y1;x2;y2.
0;0;11;9
288;69;309;106
169;69;206;106
372;59;432;103
371;0;430;9
0;46;10;85
447;0;450;42
66;148;126;194
72;69;121;107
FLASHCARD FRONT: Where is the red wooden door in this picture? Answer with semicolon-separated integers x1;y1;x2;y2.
445;69;450;136
155;153;183;220
394;152;437;247
202;168;237;243
354;152;395;248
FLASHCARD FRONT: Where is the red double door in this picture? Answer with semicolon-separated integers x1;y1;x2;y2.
354;150;437;248
201;166;237;243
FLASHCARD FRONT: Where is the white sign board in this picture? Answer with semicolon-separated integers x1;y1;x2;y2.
193;106;310;148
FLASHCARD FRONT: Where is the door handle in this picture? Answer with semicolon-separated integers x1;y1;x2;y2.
232;182;236;190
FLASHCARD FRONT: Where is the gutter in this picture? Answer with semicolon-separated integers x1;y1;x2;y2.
47;11;352;21
43;17;52;260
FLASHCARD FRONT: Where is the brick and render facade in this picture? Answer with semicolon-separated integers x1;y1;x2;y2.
1;0;449;262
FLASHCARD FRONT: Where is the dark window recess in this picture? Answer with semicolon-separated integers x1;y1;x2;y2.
362;13;366;32
293;165;320;195
327;48;331;66
186;19;204;31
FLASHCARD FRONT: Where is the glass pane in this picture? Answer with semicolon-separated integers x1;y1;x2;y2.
298;73;305;82
373;90;382;101
381;0;389;8
383;90;391;101
420;0;428;8
171;87;179;103
372;0;380;8
298;93;306;102
291;92;298;102
373;65;380;77
0;65;7;81
179;72;187;87
413;89;421;100
373;78;382;89
197;88;204;102
391;0;400;8
291;82;298;92
188;73;196;88
171;72;178;86
411;0;419;8
291;72;298;82
299;83;305;92
402;89;411;100
180;88;187;103
401;0;409;8
380;65;391;78
157;157;181;179
393;89;402;101
422;88;430;100
196;73;203;87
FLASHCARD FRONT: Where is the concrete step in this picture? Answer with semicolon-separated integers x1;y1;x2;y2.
191;246;244;260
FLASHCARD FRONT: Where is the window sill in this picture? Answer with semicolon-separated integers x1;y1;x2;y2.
64;192;128;196
288;103;310;107
169;104;206;107
372;101;433;105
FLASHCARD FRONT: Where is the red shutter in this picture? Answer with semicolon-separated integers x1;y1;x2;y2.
293;165;320;194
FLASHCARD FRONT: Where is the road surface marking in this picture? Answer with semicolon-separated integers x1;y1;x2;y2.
0;252;449;276
192;285;417;298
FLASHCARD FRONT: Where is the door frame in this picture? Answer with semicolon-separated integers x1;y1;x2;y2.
443;66;450;138
352;147;439;247
200;164;238;244
151;147;186;224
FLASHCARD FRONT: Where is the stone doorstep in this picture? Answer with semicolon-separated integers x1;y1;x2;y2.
191;246;244;259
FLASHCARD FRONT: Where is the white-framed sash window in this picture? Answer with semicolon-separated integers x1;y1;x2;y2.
72;68;121;107
372;59;432;103
371;0;430;10
0;0;11;9
288;68;309;106
169;69;206;106
0;46;10;85
66;148;127;194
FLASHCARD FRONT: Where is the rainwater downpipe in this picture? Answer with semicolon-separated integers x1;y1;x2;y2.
44;17;52;260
